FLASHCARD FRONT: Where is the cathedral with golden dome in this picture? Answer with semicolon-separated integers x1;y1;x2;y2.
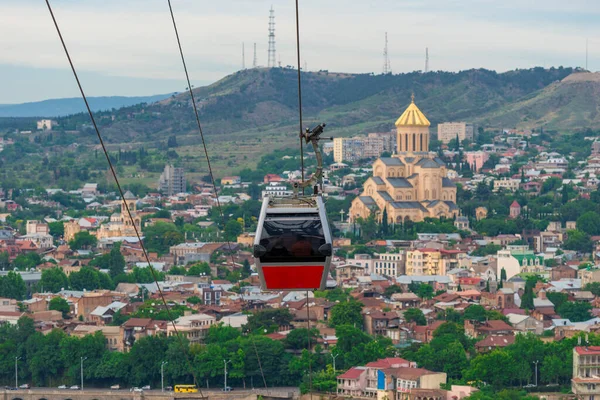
349;96;459;223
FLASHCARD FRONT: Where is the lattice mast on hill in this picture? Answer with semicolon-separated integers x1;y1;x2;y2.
253;43;257;68
268;6;276;68
242;42;245;69
383;32;391;74
425;47;429;73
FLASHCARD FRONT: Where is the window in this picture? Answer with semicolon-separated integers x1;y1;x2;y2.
259;215;326;263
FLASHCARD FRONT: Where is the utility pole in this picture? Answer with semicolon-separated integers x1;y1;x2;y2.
80;356;87;390
161;361;168;392
533;360;539;386
253;43;257;68
331;353;340;372
15;357;20;389
223;359;231;391
586;38;589;70
425;47;429;73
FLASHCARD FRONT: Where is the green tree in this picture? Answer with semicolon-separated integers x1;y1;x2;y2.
540;354;563;384
108;242;126;278
403;308;426;325
329;301;364;328
384;285;403;298
284;328;320;350
68;230;97;250
48;221;64;239
463;349;515;389
0;271;27;300
187;262;211;276
12;252;42;270
186;296;202;305
381;208;389;236
464;305;487;322
205;324;241;344
224;220;243;241
563;230;593;253
557;301;592;322
585;282;600;296
142;222;184;255
244;308;294;333
38;267;69;293
576;211;600;235
546;292;568;310
69;267;101;290
414;283;434;299
49;297;70;318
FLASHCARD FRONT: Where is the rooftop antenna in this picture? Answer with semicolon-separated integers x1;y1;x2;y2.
242;42;245;70
383;32;391;74
425;47;429;73
268;6;276;68
253;43;257;68
278;55;282;68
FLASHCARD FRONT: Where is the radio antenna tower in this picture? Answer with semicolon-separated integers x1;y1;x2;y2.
383;32;391;74
268;6;276;68
242;43;245;70
425;47;429;73
586;38;589;70
253;43;257;68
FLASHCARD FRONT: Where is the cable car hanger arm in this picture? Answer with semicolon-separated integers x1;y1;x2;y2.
292;123;332;197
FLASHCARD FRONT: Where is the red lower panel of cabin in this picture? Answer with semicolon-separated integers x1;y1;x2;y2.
262;265;325;290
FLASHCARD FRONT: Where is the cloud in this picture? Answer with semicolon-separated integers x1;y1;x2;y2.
1;0;600;102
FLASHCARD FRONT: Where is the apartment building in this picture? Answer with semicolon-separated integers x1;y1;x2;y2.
493;178;520;192
437;122;475;144
374;252;405;277
572;346;600;399
167;312;216;344
333;136;385;163
405;249;461;276
159;164;186;196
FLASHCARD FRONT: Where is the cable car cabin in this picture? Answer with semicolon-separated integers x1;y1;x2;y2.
253;196;332;291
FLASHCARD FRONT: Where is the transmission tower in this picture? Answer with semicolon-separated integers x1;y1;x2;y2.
268;6;276;68
253;43;257;68
425;47;429;73
242;43;245;70
383;32;391;74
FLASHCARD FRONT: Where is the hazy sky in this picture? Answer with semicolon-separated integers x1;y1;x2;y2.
2;0;600;103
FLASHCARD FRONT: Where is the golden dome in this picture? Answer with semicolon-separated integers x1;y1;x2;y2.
395;95;431;127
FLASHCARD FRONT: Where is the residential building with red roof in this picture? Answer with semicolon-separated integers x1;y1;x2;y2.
572;346;600;398
337;367;367;397
475;335;516;353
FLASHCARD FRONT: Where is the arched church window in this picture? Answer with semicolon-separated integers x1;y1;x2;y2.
432;189;437;198
425;190;429;199
420;134;423;150
412;133;416;152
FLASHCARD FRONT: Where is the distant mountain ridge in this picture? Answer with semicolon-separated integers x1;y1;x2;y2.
0;94;171;117
75;67;578;146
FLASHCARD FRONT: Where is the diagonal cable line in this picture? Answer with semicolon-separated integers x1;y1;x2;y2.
166;0;268;389
166;0;238;267
44;0;205;395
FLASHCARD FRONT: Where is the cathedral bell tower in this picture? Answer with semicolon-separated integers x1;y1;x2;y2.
395;94;431;154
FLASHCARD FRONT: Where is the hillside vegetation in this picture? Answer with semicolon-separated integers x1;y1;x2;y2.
42;67;576;146
478;72;600;130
